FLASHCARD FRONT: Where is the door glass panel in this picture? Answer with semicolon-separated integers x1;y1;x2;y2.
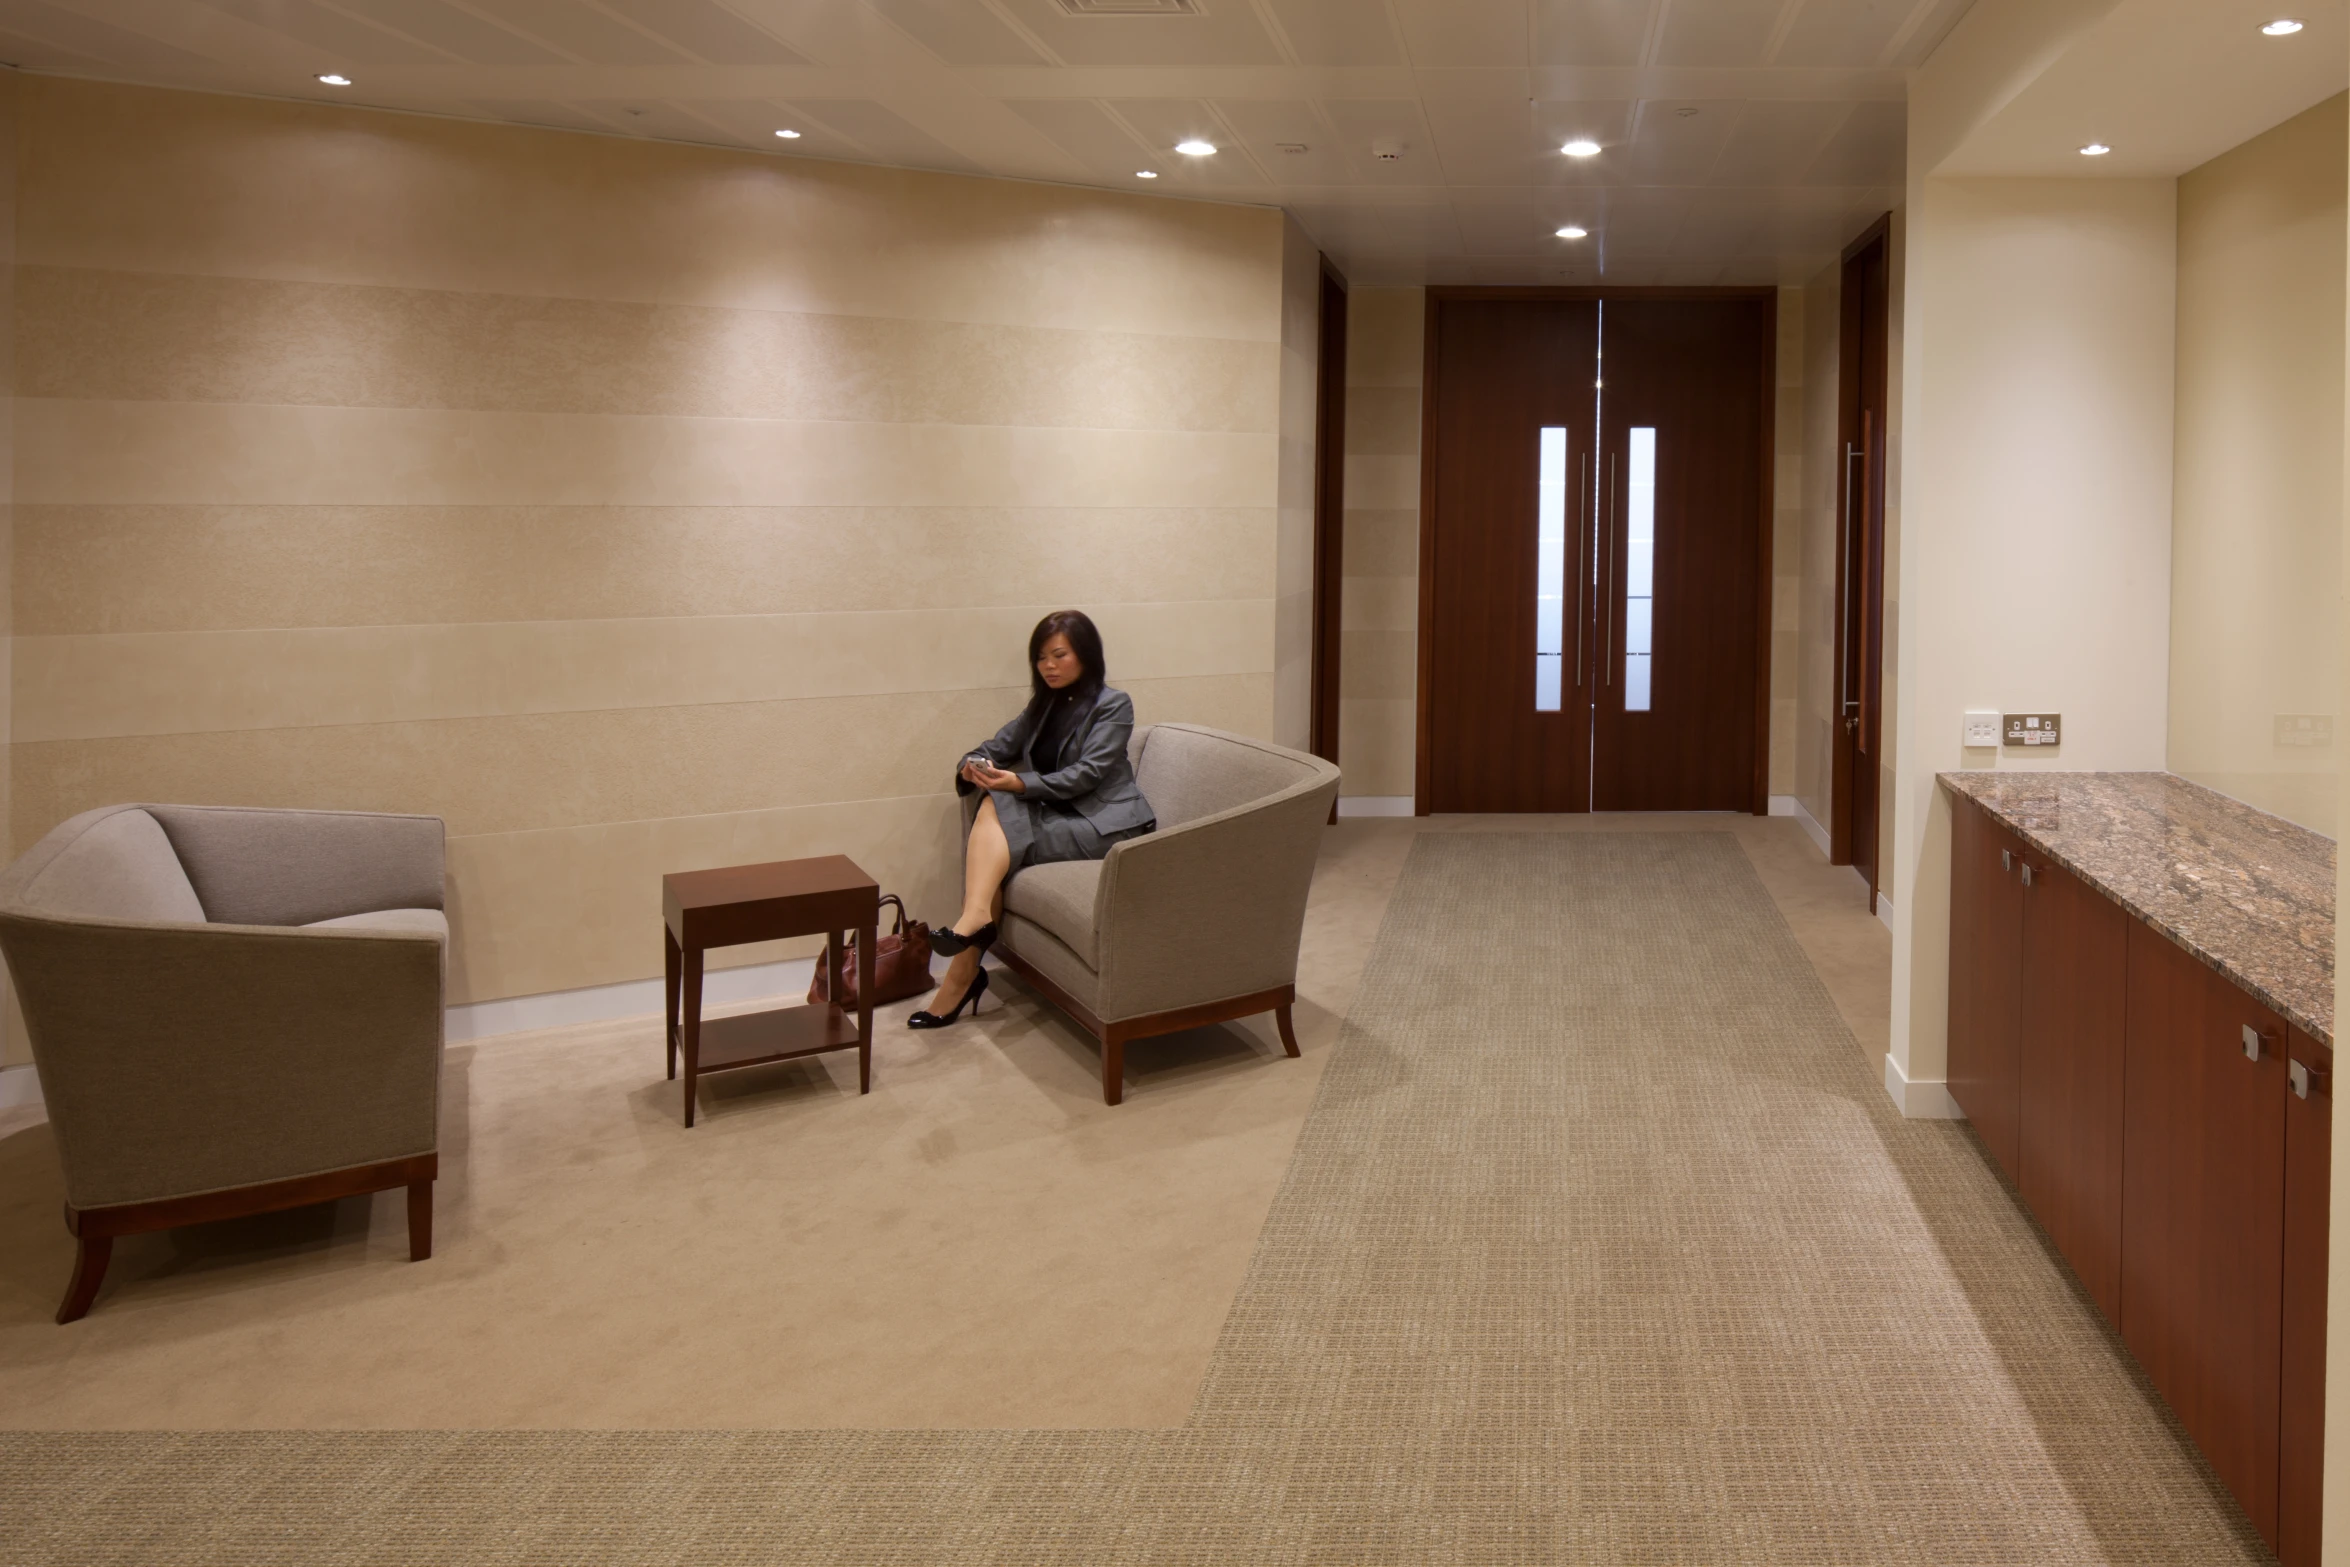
1535;426;1568;712
1624;426;1655;711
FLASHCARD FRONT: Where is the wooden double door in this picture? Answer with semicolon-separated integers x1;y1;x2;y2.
1423;292;1773;813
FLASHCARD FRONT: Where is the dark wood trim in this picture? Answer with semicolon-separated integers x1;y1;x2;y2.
1310;255;1349;822
1842;210;1893;266
1427;285;1780;302
1831;213;1893;903
989;947;1297;1106
1413;287;1443;816
58;1152;437;1323
1752;300;1778;815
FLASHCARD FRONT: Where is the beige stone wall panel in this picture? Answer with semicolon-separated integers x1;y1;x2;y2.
19;78;1283;341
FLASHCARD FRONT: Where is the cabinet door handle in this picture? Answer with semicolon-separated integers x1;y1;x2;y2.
2243;1024;2278;1062
2290;1058;2328;1099
2001;848;2012;874
2019;862;2033;888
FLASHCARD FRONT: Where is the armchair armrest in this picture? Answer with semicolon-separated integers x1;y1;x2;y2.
1090;771;1339;1022
0;914;445;1210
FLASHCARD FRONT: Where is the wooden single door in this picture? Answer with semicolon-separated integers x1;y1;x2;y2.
2016;854;2126;1321
1589;297;1770;811
1424;298;1599;813
2121;921;2288;1547
1946;799;2025;1183
1834;221;1891;901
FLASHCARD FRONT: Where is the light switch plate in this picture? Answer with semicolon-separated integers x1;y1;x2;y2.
1962;711;2000;748
2004;713;2062;748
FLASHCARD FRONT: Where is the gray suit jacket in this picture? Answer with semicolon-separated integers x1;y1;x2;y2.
960;687;1156;834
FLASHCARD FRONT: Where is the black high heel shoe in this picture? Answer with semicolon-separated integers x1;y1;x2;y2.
929;921;997;958
907;966;989;1029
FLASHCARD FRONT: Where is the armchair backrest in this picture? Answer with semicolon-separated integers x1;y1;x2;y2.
149;805;445;925
1133;724;1330;829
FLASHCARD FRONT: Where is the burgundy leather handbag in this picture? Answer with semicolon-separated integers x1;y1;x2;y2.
808;894;934;1007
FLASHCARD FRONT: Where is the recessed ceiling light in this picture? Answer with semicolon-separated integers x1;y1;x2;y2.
1175;139;1217;156
774;128;801;139
2080;142;2112;156
1561;139;1602;158
1136;169;1158;179
1556;225;1588;239
2263;18;2305;34
316;73;352;86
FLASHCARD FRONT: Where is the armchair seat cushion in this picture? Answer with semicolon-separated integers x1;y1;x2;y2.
1003;861;1102;968
301;908;449;941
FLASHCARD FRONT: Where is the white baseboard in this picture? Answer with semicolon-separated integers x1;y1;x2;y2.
445;956;819;1043
1772;795;1834;859
1874;891;1895;934
1337;796;1415;818
0;1062;40;1114
1883;1052;1963;1119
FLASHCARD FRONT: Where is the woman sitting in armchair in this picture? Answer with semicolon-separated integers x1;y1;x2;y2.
912;609;1156;1029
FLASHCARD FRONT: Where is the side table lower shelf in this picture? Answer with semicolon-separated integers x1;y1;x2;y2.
680;1004;866;1075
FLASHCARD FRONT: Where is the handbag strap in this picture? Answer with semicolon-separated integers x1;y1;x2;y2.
877;893;907;936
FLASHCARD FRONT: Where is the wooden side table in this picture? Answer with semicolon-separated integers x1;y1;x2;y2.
662;854;879;1128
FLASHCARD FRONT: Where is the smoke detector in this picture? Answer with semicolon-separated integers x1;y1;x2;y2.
1372;139;1405;162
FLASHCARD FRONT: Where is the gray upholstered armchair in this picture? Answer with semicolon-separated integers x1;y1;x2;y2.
0;804;448;1322
985;724;1341;1104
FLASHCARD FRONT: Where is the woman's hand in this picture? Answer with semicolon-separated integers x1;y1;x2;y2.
962;760;1024;794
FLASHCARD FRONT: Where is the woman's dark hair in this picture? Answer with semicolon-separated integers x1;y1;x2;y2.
1026;609;1106;716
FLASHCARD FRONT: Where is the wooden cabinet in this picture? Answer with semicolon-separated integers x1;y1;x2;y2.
1947;799;2025;1181
1946;793;2329;1562
2121;921;2287;1547
2019;854;2127;1321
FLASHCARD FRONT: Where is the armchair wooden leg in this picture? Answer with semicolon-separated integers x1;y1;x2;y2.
1102;1036;1124;1106
406;1180;434;1262
1275;1004;1301;1058
56;1234;112;1325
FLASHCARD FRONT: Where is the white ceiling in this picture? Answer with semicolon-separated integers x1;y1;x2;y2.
1939;0;2347;178
0;0;2004;284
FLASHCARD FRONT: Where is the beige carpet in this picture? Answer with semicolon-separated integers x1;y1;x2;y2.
0;833;2267;1563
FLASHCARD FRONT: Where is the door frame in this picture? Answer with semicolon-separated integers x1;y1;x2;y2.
1309;255;1348;789
1414;285;1779;815
1830;216;1892;904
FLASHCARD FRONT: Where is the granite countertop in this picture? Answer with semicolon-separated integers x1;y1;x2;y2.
1938;771;2336;1046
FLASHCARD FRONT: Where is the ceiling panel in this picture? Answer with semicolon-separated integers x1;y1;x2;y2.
865;0;1050;67
1003;97;1157;179
1802;98;1904;183
794;98;991;174
5;0;211;66
330;0;561;66
576;99;730;144
991;0;1286;67
1532;0;1659;68
471;97;641;137
464;0;691;65
1613;100;1741;183
1652;0;1782;68
1216;98;1356;184
1777;0;1921;69
595;0;809;66
1320;97;1438;183
197;0;446;63
1263;0;1405;66
1708;99;1854;184
1391;0;1528;66
1107;97;1266;185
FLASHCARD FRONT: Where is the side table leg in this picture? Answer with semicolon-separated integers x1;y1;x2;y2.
681;944;705;1128
857;913;875;1094
664;928;681;1081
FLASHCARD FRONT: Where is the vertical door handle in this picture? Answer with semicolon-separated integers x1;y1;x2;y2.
2000;849;2011;874
1840;441;1863;715
1601;451;1616;686
2290;1057;2328;1098
2019;862;2033;888
2243;1024;2278;1062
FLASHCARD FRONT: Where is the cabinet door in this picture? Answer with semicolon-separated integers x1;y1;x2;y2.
2280;1025;2331;1567
2017;855;2126;1321
2121;922;2287;1547
1947;799;2024;1180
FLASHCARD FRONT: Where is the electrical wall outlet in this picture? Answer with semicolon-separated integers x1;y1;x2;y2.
1962;711;2000;748
2004;713;2062;748
2275;714;2334;751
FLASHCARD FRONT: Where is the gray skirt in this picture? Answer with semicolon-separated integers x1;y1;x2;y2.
991;790;1154;871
